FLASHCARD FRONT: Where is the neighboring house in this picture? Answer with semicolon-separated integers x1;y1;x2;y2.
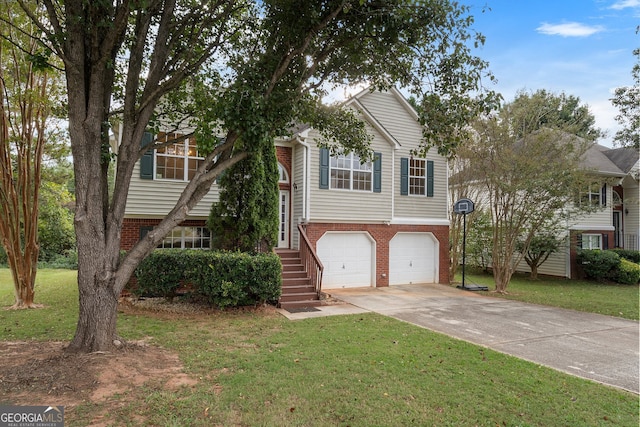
454;142;639;279
121;88;450;297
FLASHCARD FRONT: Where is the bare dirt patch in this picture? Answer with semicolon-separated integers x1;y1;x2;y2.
0;299;282;423
0;340;196;408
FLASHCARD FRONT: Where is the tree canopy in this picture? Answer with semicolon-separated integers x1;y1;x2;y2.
611;41;639;149
459;91;601;292
8;0;497;352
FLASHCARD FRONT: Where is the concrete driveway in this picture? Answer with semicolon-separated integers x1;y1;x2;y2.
325;283;639;394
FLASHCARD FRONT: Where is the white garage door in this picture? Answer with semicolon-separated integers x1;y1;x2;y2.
389;232;437;285
317;232;373;289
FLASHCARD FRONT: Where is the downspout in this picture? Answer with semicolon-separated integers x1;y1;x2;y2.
295;136;311;223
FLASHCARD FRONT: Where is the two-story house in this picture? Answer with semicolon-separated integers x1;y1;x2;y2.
455;141;639;280
121;88;450;306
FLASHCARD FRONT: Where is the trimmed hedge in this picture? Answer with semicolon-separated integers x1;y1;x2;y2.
577;250;620;281
608;248;640;264
577;249;640;285
612;258;640;285
132;250;282;307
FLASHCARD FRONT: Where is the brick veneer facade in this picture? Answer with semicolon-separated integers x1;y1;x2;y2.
302;222;450;286
276;145;292;191
569;229;615;279
121;218;207;250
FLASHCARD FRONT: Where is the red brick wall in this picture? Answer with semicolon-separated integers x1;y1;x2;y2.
303;222;450;286
276;146;292;191
569;229;616;279
121;218;207;250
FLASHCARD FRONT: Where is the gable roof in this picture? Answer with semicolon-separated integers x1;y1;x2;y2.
582;144;626;177
600;146;639;174
286;88;415;149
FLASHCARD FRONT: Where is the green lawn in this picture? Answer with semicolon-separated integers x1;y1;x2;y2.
1;268;638;426
457;271;640;320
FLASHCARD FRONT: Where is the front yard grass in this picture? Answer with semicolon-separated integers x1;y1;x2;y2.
0;268;638;426
458;271;640;320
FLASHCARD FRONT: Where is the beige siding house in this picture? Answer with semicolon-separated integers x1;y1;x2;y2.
121;88;451;289
457;143;639;279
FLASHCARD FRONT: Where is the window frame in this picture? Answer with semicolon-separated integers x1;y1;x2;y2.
329;152;373;192
154;133;204;181
581;233;602;250
580;183;604;207
158;226;211;249
409;158;427;196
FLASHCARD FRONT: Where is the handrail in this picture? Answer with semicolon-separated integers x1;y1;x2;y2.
297;224;324;295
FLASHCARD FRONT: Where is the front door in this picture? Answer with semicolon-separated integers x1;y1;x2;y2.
613;211;622;248
278;190;290;248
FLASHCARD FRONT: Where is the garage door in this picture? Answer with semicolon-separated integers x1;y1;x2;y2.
317;232;373;289
389;232;437;285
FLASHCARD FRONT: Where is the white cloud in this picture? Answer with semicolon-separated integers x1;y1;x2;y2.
536;22;605;37
609;0;640;10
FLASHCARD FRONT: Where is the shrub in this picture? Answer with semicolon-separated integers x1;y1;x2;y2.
611;258;640;285
39;249;78;269
608;248;640;264
132;250;282;307
577;250;620;281
133;250;188;299
188;251;281;308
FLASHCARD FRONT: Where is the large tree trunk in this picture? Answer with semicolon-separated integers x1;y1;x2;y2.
67;274;119;352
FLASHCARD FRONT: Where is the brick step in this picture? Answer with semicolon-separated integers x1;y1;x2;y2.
276;249;320;309
279;291;319;303
282;270;308;279
279;299;323;310
282;264;305;273
275;250;300;259
281;284;316;294
282;277;312;287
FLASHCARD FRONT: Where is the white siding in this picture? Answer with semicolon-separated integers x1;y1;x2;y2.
125;161;219;218
291;143;306;249
514;235;570;278
307;125;394;222
356;91;448;222
569;185;615;230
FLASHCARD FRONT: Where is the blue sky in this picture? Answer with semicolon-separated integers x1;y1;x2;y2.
467;0;639;147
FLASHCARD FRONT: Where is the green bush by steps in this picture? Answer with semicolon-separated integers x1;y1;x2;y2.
578;249;640;284
612;258;640;285
131;249;282;308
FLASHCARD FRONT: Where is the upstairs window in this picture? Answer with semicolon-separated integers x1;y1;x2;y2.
580;183;606;207
155;133;203;181
330;152;372;191
400;157;434;197
319;148;381;193
409;158;426;195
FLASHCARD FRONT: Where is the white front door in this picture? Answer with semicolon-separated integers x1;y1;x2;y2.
277;190;290;248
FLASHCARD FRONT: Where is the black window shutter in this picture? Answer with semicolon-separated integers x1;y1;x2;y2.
426;160;434;197
319;147;329;189
602;233;609;250
576;233;582;249
140;132;154;180
601;184;607;206
400;157;408;196
139;225;153;240
373;152;382;193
